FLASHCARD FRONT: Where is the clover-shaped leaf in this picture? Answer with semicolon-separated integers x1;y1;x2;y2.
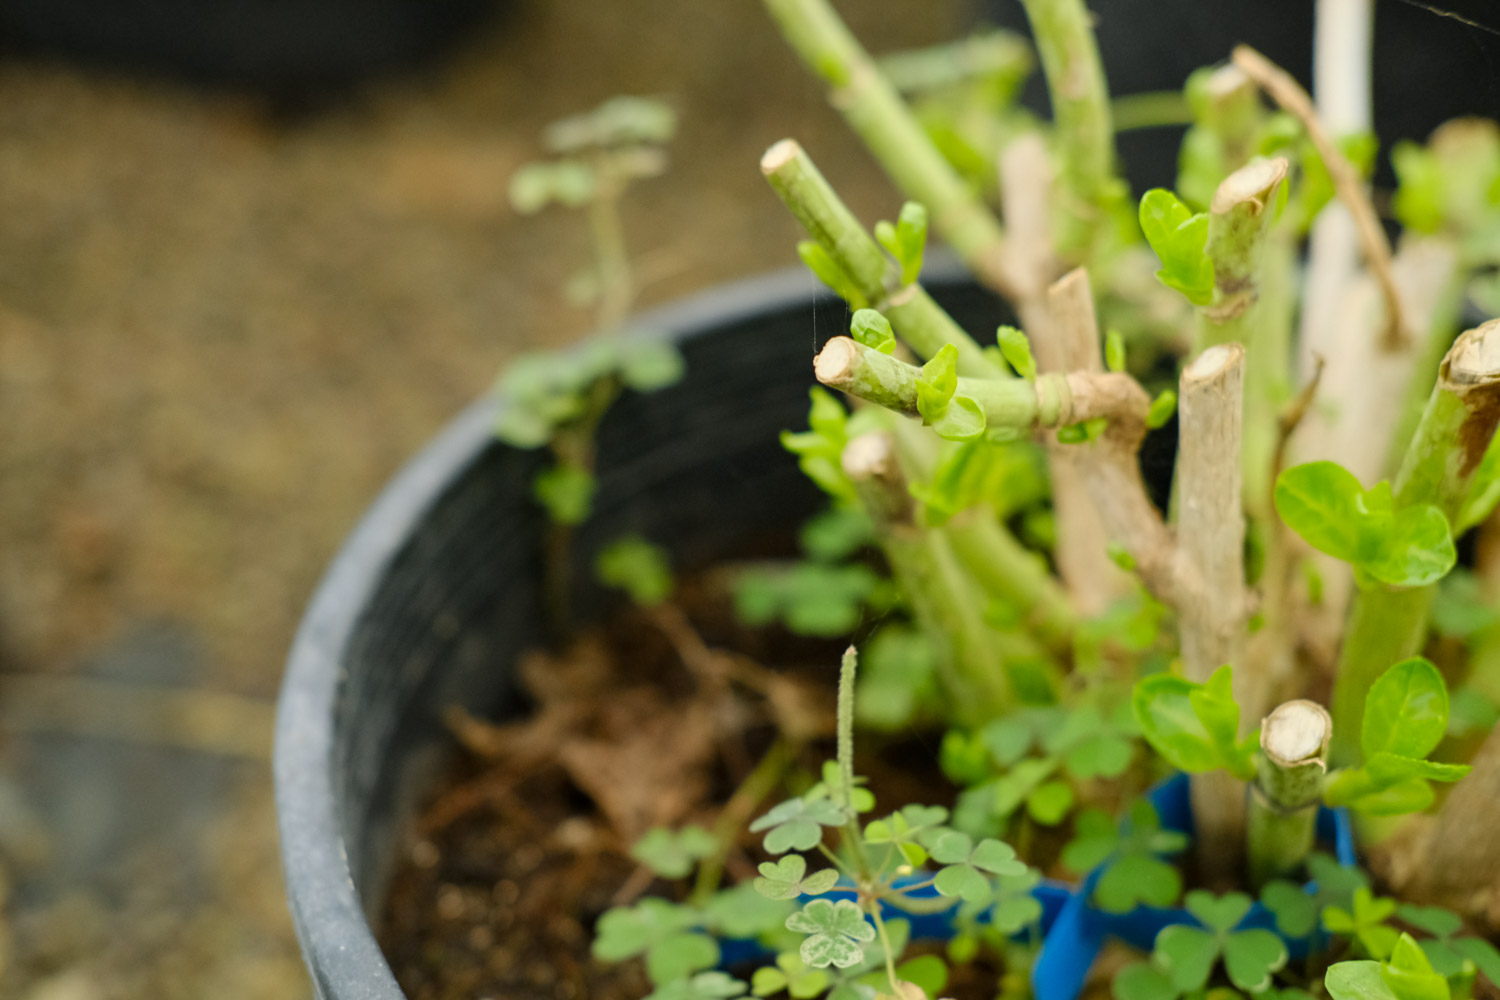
751;952;828;999
751;796;848;854
593;898;719;985
703;883;796;940
925;831;1026;903
631;824;717;879
1095;852;1183;914
864;804;948;866
1159;924;1220;992
1186;890;1253;933
1061;806;1119;873
1324;888;1400;960
1115;960;1180;1000
753;855;840;901
1261;879;1320;938
645;972;749;1000
1396;903;1500;985
786;899;876;969
1224;928;1288;992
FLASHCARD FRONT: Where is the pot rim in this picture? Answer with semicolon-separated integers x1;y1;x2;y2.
272;262;896;999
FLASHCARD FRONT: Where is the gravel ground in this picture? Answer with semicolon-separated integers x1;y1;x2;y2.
0;1;961;996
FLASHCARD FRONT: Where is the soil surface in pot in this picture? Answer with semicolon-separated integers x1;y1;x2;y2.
378;568;1012;1000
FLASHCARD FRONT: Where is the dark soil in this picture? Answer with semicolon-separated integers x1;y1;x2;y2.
378;576;981;1000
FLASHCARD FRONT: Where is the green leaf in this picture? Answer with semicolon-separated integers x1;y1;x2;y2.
631;824;717;878
1061;807;1118;873
1362;658;1451;759
1363;505;1456;587
1132;670;1253;778
1364;752;1470;785
1327;961;1398;1000
895;201;928;285
997;325;1037;381
751;797;848;854
850;309;897;354
534;464;596;525
597;536;674;606
930;394;988;442
1156;924;1220;992
1454;937;1500;986
1261;880;1319;938
1026;780;1075;825
1139;188;1214;305
648;933;722;984
786;899;876;970
798;241;865;308
1383;934;1450;1000
1065;733;1135;780
1146;390;1178;430
1275;462;1366;562
754;855;840;900
703;884;797;940
916;344;960;425
894;955;947;999
593;898;699;961
1223;929;1288;993
1115;962;1181;1000
1095;853;1182;913
645;972;749;1000
934;863;992;903
1186;890;1253;933
799;508;874;563
618;338;686;391
1395;905;1463;940
1106;329;1127;373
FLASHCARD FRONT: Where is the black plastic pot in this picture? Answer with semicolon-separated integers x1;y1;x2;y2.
273;265;1013;999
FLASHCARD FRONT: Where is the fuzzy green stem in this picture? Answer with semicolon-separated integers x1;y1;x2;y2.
1248;700;1331;888
837;645;857;809
761;140;1001;376
761;0;1015;296
1330;320;1500;765
1016;0;1116;256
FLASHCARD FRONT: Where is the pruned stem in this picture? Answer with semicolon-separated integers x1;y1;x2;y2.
1249;700;1332;888
1201;158;1289;336
1177;343;1251;879
1045;270;1184;608
1231;44;1405;350
1176;344;1250;689
1330;319;1500;765
815;336;1146;432
1016;0;1116;256
761;139;1002;376
760;0;1017;298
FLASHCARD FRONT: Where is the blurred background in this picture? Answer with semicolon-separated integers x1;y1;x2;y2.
0;1;963;997
2;0;1497;997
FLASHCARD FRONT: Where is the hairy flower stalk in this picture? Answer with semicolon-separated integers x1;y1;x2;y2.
1249;700;1332;888
1331;319;1500;765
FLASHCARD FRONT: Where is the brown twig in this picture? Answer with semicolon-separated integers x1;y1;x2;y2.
1231;45;1406;350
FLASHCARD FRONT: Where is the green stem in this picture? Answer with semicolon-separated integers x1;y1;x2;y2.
691;740;795;906
1016;0;1116;256
944;510;1077;651
869;904;902;995
761;0;1014;293
1110;91;1193;132
1247;700;1331;889
587;165;635;331
1242;233;1297;523
815;334;1148;434
761;140;1002;376
877;30;1032;95
1330;320;1500;765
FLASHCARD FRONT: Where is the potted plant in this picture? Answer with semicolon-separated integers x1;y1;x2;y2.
275;1;1500;999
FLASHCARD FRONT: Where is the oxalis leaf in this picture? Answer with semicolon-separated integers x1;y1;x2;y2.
750;797;848;854
785;899;876;970
753;855;840;901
